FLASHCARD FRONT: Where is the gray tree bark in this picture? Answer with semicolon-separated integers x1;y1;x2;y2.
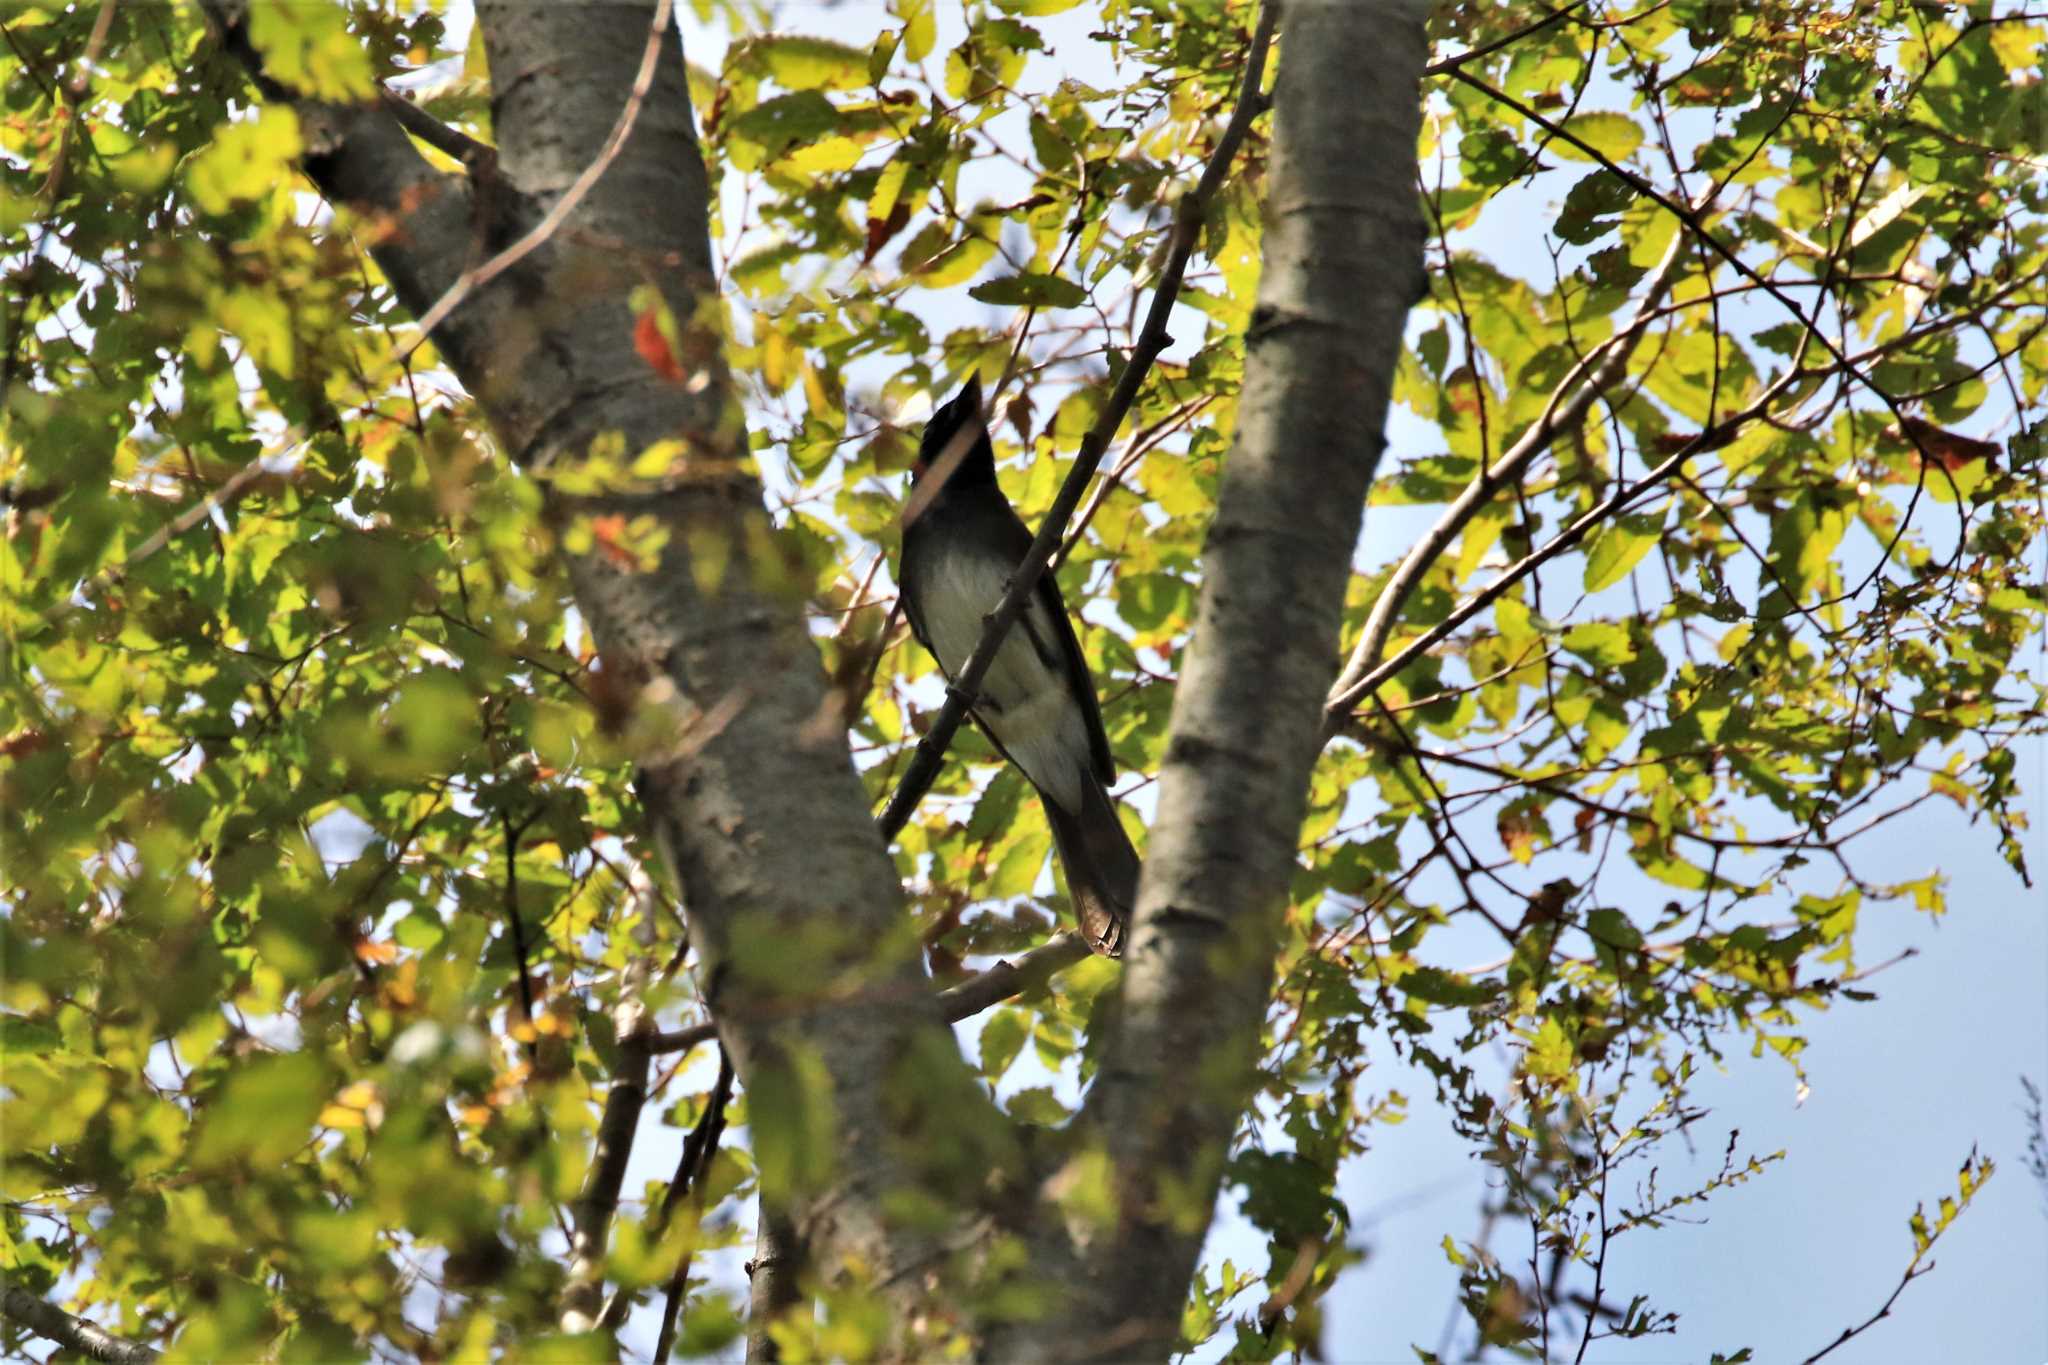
986;1;1431;1355
205;0;1430;1357
3;1280;161;1364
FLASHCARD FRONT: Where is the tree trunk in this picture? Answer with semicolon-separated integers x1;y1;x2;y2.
986;1;1430;1355
204;0;1430;1355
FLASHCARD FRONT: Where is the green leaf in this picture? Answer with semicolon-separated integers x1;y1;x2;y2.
968;272;1086;308
726;91;842;168
745;35;871;91
186;108;302;215
979;1008;1029;1082
1006;1085;1071;1124
1556;112;1646;163
1583;507;1667;592
1557;170;1634;245
906;232;997;288
1400;966;1500;1007
989;827;1049;899
895;0;937;63
192;1052;326;1167
1561;621;1635;666
247;2;376;100
1522;1016;1576;1081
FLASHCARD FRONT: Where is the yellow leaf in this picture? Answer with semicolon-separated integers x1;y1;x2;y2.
247;0;377;101
186;108;301;216
217;287;295;378
870;156;910;224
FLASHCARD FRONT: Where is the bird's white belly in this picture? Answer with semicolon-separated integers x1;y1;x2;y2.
921;553;1090;814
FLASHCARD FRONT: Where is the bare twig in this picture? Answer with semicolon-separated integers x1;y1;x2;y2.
1255;1233;1324;1337
1422;0;1594;77
875;0;1280;840
1445;66;1927;443
1325;364;1803;721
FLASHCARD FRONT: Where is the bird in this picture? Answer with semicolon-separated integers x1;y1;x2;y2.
897;375;1140;957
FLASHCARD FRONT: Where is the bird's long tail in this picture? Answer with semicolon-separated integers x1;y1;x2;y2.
1044;781;1141;957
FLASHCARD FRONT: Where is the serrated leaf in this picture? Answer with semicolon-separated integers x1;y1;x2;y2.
894;0;937;63
906;231;996;288
744;35;870;91
1006;1085;1071;1124
1556;112;1645;163
979;1008;1028;1081
1561;621;1634;666
968;272;1085;309
1583;506;1667;592
725;91;841;169
1400;966;1500;1007
186;108;301;216
989;827;1049;899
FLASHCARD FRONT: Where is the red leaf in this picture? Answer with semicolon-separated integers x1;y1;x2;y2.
862;202;911;267
588;513;636;568
633;307;685;383
1886;415;2000;473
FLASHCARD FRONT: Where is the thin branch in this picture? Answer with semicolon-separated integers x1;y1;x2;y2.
929;932;1090;1018
398;0;675;368
558;961;655;1334
875;0;1280;840
651;1048;736;1365
378;87;495;168
1324;218;1696;726
1325;364;1804;720
2;1280;160;1364
39;458;270;627
501;809;540;1028
1800;1149;1994;1363
648;1019;719;1056
648;931;1090;1054
1444;66;1930;444
1422;0;1593;77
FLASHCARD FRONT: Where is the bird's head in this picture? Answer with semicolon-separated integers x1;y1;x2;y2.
912;375;997;491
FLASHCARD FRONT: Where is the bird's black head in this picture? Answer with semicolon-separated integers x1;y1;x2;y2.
913;376;997;491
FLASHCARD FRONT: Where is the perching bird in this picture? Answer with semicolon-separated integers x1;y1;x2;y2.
898;376;1140;957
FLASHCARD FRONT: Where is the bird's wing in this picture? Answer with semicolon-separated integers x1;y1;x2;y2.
981;503;1117;787
1032;570;1116;786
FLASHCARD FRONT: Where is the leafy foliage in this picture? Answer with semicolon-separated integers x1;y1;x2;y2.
1;0;2041;1360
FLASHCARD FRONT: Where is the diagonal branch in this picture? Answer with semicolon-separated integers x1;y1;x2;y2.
651;1048;736;1364
875;1;1280;840
379;87;495;168
1323;218;1696;732
648;931;1090;1054
2;1281;160;1364
1324;367;1803;718
1444;66;1936;446
558;961;655;1333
